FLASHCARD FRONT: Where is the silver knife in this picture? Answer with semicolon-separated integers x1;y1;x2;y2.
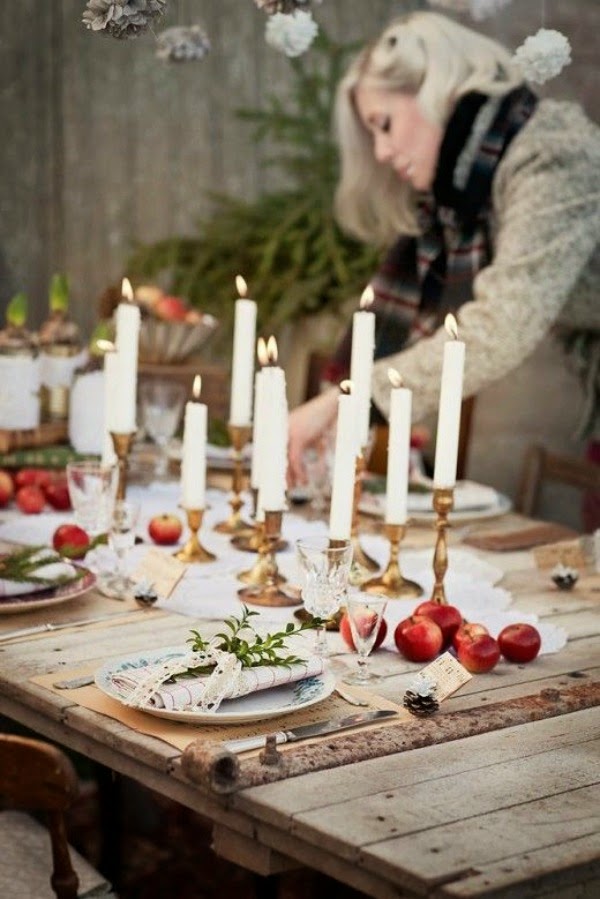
0;611;135;644
222;709;397;754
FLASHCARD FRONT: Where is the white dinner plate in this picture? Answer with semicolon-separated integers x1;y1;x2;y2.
0;569;96;615
359;491;512;523
95;647;336;724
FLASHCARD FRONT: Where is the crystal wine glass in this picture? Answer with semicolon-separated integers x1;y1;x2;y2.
98;499;140;600
296;536;353;656
65;461;118;536
139;380;186;479
343;592;387;685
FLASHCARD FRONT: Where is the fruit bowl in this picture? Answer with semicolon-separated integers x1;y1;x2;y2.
138;314;218;364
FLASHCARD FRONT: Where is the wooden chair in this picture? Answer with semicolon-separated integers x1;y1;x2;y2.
0;733;115;899
516;444;600;521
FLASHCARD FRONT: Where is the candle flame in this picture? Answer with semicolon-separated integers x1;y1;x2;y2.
340;379;353;395
121;278;134;301
235;275;247;297
360;285;374;310
192;374;202;400
445;313;459;340
387;368;403;388
257;337;268;366
267;335;278;364
96;339;116;353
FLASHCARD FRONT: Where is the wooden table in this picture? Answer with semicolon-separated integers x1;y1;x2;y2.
0;516;599;898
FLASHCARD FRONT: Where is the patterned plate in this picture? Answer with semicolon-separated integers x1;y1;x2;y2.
0;569;96;615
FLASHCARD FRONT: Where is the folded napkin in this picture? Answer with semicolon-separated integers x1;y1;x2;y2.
0;556;78;598
111;654;325;712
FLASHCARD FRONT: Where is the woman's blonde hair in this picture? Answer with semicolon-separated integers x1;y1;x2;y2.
334;12;522;245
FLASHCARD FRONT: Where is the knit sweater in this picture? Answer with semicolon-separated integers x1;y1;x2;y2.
371;100;600;427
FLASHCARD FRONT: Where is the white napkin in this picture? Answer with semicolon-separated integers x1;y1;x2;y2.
111;655;325;712
0;556;78;598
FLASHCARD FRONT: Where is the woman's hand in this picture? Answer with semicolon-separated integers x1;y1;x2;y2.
288;387;338;486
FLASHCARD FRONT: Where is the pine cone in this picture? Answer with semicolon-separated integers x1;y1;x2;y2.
82;0;167;40
403;689;440;717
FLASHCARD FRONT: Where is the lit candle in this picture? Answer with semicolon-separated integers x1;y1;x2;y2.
350;285;375;450
112;277;140;433
329;380;358;541
229;276;257;426
98;340;118;466
385;369;411;525
250;339;267;493
257;336;288;513
433;314;466;488
181;375;207;508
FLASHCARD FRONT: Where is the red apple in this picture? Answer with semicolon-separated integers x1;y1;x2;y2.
52;524;91;560
15;485;45;514
452;621;489;652
0;469;14;507
154;295;188;322
457;635;500;673
414;600;462;648
148;513;183;545
498;623;541;664
394;615;443;662
44;476;72;511
340;612;387;651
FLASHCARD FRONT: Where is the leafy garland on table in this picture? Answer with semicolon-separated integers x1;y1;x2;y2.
126;30;381;338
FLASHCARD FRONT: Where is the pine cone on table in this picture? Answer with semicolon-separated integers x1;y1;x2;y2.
403;689;440;717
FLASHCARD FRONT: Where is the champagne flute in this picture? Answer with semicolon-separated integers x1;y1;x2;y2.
343;592;387;684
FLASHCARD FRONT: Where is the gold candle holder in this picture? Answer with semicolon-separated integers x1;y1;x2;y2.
238;510;300;607
349;451;379;584
363;523;423;599
174;508;217;564
237;521;286;586
214;424;253;535
429;487;454;604
110;431;136;501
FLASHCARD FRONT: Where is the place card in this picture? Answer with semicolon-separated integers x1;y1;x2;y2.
533;540;587;572
131;548;186;600
414;651;472;701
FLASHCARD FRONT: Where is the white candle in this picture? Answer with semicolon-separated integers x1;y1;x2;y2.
229;276;257;426
181;375;207;508
386;369;412;524
250;365;265;491
433;314;466;488
329;381;358;541
101;347;118;466
257;337;288;513
112;278;140;433
350;285;375;450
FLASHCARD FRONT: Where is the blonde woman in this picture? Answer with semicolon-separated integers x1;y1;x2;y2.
287;11;600;487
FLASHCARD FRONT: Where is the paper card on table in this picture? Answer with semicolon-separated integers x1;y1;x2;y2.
415;652;472;701
533;540;587;572
131;548;186;599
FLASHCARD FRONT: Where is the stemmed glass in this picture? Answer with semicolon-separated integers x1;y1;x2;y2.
343;592;387;685
66;461;118;536
296;536;353;656
98;500;140;600
139;380;186;480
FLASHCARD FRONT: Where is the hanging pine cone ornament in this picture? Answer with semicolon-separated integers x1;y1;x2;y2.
403;675;439;717
156;25;211;63
83;0;167;40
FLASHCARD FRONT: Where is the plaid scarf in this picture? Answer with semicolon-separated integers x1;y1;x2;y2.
325;85;538;382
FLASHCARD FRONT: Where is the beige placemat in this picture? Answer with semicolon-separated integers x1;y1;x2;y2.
32;664;404;754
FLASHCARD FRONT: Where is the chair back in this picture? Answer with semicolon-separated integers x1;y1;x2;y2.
516;444;600;522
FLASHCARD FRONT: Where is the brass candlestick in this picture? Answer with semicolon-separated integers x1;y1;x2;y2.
238;510;301;607
349;451;379;584
214;424;253;535
363;523;423;599
174;508;217;564
237;520;286;586
429;488;454;604
110;431;136;501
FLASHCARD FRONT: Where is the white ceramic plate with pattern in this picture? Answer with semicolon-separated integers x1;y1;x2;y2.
95;647;336;724
0;569;96;615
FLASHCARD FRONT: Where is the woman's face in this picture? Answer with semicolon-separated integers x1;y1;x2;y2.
354;84;443;192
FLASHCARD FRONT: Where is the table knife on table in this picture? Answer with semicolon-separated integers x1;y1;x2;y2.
222;709;397;754
0;611;134;644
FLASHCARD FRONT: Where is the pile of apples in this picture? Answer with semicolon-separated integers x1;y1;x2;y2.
0;467;71;515
135;285;202;325
340;599;541;673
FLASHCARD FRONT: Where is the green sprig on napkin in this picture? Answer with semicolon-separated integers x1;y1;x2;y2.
0;546;82;586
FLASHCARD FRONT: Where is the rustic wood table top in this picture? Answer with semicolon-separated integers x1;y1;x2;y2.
0;507;598;899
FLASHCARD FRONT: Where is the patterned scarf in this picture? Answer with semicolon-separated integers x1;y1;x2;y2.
325;85;538;382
